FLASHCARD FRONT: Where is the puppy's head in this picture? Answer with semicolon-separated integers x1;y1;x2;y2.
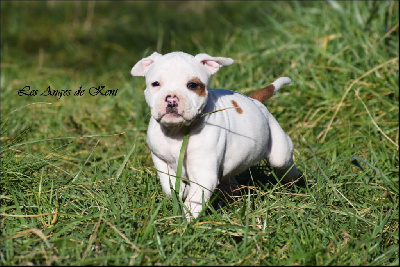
131;51;234;128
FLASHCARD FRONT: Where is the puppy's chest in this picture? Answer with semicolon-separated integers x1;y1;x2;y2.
147;129;183;168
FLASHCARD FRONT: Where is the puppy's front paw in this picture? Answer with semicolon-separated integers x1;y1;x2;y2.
183;200;203;221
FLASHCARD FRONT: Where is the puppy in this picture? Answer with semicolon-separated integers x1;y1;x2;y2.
131;51;300;219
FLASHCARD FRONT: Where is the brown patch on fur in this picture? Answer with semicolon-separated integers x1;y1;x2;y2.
189;77;206;97
248;84;275;102
231;100;243;114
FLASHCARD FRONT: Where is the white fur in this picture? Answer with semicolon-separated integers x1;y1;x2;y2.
131;51;300;220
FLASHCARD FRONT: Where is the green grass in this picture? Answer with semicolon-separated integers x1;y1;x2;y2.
1;1;399;265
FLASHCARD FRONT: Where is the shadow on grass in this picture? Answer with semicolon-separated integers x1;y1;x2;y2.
210;162;308;212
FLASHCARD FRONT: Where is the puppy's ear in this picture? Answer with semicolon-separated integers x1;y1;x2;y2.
131;52;163;76
195;53;234;75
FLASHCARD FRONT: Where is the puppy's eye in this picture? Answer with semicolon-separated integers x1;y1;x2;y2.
151;81;160;87
187;82;198;90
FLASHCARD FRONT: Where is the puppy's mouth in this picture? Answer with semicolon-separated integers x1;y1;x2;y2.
157;108;200;128
158;109;188;127
161;110;182;120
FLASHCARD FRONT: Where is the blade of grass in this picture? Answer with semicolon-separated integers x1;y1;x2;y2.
70;140;99;183
8;132;125;149
141;200;163;242
115;143;136;181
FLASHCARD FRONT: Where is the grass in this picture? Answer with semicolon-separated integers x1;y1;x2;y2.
1;1;399;265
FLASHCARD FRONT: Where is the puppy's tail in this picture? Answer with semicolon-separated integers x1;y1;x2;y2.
248;77;291;102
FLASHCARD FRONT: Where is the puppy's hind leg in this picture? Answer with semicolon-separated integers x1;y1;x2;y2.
265;115;301;183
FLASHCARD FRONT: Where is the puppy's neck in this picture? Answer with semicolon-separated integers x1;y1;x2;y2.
160;123;191;139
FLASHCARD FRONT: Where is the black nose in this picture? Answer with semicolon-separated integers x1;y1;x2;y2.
165;95;179;108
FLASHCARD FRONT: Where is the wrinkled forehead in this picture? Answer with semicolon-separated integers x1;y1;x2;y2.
146;55;209;83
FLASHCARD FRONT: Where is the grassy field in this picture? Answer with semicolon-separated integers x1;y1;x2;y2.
1;1;399;265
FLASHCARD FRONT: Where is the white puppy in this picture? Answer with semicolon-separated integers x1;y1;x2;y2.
131;51;300;219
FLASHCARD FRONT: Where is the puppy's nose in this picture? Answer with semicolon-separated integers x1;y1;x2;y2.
165;95;179;108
